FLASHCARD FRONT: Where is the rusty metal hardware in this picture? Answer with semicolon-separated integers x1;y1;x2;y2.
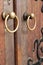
23;12;32;21
23;12;30;21
27;28;43;65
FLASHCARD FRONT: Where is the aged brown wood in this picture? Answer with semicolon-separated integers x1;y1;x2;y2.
4;0;15;65
14;0;43;65
1;0;43;65
0;0;15;65
0;0;5;65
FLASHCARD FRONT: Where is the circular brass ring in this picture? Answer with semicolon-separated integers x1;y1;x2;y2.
27;14;36;31
5;14;19;33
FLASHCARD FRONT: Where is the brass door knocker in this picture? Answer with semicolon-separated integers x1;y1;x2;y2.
27;28;43;65
2;12;19;33
23;12;36;31
27;13;36;31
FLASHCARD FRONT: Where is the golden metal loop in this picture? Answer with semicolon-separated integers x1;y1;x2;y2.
5;12;19;33
27;13;36;31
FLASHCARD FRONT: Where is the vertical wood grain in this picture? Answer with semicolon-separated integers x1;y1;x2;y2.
4;0;14;65
14;0;43;65
0;0;5;65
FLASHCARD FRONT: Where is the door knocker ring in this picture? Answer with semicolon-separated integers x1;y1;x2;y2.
27;13;36;31
2;12;19;33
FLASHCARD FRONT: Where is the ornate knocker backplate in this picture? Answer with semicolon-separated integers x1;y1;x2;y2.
27;28;43;65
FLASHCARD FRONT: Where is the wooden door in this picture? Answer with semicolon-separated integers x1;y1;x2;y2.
0;0;43;65
0;0;15;65
0;0;5;65
14;0;43;65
